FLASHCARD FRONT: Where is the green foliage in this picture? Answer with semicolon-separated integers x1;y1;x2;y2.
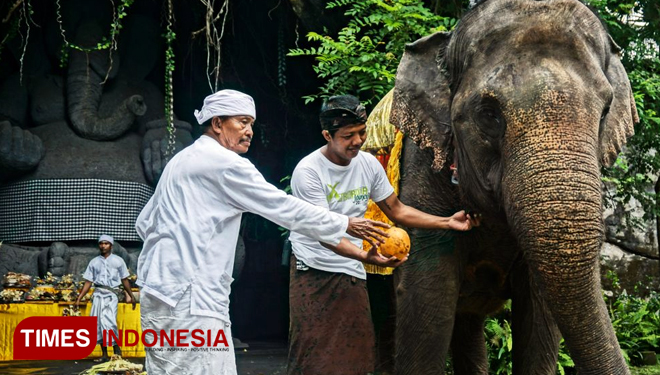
56;0;135;68
163;0;177;159
605;271;660;366
484;305;513;374
611;291;660;365
631;361;660;375
288;0;456;106
556;341;575;375
483;304;574;375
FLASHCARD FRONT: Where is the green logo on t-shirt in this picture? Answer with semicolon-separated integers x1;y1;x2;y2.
326;182;340;202
326;182;369;204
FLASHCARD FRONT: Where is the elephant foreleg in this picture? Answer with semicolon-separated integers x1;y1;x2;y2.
450;313;488;375
394;233;460;375
511;259;562;375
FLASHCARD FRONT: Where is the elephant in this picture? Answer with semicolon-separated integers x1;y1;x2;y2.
389;0;638;374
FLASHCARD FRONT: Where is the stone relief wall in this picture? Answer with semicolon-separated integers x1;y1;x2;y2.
602;182;659;294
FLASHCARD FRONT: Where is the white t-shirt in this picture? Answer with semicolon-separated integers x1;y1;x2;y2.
289;148;394;279
136;136;349;321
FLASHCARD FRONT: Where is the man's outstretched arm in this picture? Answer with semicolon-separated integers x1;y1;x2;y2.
376;193;480;231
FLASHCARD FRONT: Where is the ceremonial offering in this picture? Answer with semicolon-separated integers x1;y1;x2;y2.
81;355;145;375
379;227;411;260
62;305;82;317
25;288;61;302
2;272;31;288
35;272;57;286
55;274;76;289
0;289;25;303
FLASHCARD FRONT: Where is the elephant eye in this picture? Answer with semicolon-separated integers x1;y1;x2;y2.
600;106;610;121
473;99;506;139
598;95;612;137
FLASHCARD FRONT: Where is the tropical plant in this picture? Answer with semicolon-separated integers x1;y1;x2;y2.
484;305;513;374
483;304;574;375
288;0;456;106
56;0;135;73
605;271;660;366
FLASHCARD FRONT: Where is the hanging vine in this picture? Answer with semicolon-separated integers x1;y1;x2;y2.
6;0;38;85
277;11;287;89
55;0;134;84
0;1;23;73
18;0;31;85
192;0;229;92
2;0;23;23
164;0;176;160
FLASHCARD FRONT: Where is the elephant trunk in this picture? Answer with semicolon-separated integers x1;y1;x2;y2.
66;23;146;141
503;106;628;374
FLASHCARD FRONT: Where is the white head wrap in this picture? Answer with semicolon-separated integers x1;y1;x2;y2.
194;89;256;125
98;234;114;245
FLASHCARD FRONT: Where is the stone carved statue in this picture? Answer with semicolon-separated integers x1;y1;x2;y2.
0;11;193;185
0;1;193;279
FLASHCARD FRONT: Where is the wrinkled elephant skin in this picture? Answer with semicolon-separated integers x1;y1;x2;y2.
390;0;638;374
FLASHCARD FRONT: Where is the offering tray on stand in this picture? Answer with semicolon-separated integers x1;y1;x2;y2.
0;289;26;304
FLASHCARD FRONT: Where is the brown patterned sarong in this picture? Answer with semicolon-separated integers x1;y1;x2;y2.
287;256;376;375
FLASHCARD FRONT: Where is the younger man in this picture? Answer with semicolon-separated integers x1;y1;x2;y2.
76;234;136;362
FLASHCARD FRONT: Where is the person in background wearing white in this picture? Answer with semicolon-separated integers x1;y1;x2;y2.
75;234;136;362
135;89;404;375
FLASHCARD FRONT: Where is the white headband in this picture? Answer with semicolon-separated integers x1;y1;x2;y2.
98;234;114;245
194;89;256;124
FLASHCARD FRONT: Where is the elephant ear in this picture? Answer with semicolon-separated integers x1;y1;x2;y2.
390;31;453;172
599;35;639;167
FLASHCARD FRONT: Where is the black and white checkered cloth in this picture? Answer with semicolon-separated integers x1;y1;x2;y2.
0;179;153;242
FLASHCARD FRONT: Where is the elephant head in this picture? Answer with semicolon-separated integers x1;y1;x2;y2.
392;0;638;373
66;21;147;141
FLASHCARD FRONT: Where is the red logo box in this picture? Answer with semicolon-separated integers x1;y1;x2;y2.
14;316;97;360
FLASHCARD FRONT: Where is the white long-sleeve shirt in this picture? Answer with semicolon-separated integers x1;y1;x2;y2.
135;135;348;321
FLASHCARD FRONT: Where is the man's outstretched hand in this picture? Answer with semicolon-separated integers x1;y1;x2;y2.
346;217;390;249
363;245;407;268
447;210;482;231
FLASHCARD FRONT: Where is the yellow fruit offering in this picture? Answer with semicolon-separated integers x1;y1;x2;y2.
379;227;411;260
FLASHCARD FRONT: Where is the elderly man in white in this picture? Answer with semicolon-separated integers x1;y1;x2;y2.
135;89;405;375
76;234;136;362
